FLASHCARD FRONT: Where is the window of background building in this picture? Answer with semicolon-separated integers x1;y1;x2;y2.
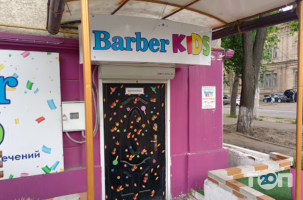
273;73;277;88
295;71;298;88
267;47;272;60
273;47;278;58
265;74;271;88
259;74;264;88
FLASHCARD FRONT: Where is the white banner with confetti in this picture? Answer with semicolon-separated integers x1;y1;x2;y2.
0;49;63;180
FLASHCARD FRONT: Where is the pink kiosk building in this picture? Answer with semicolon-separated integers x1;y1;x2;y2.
1;0;302;200
0;16;233;199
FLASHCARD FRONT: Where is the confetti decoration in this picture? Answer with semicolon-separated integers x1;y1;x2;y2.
151;87;156;93
42;165;51;174
47;99;57;110
153;123;158;131
9;174;13;179
15;119;19;124
20;173;29;177
50;161;60;170
36;116;45;123
34;88;39;94
113;156;119;165
110;102;116;108
6;87;16;91
110;87;117;95
12;73;18;78
26;80;34;90
21;51;30;58
47;52;52;55
42;145;52;154
60;169;64;172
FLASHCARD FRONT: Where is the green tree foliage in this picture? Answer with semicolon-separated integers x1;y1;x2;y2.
221;18;280;84
289;20;299;36
221;34;243;77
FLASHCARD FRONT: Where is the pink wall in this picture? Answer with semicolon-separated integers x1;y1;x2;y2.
0;32;228;199
170;52;228;197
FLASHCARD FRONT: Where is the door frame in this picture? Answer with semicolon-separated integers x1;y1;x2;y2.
99;79;171;200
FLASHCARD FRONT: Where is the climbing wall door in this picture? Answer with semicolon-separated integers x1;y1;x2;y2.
103;84;166;200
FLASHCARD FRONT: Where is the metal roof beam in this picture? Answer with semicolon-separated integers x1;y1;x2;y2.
162;0;200;19
212;10;298;40
111;0;130;15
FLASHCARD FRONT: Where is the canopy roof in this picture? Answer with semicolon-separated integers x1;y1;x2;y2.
63;0;295;29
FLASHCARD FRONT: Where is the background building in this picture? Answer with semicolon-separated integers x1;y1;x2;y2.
224;23;299;97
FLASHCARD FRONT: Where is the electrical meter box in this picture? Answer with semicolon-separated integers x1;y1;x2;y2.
62;101;86;131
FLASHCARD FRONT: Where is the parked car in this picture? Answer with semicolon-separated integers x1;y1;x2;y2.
274;94;289;103
284;89;292;98
236;95;241;106
223;95;230;105
263;96;274;103
284;89;297;102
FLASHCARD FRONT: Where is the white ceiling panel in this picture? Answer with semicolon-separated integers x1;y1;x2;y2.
62;0;122;23
62;0;294;28
115;1;178;19
167;9;224;29
189;0;294;23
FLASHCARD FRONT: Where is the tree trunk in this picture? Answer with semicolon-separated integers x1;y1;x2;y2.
230;74;239;116
237;16;268;135
237;31;254;134
253;81;260;119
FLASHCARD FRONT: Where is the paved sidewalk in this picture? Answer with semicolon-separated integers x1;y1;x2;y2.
223;117;300;132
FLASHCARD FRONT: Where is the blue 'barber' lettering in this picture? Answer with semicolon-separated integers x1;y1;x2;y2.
0;76;18;104
112;36;125;51
135;32;148;52
93;31;111;50
92;30;169;53
149;38;160;52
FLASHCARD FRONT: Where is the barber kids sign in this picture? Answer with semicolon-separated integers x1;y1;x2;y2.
79;14;212;65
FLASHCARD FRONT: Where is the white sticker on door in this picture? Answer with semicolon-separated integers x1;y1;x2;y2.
125;88;144;95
